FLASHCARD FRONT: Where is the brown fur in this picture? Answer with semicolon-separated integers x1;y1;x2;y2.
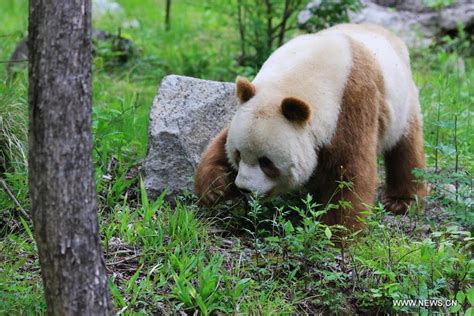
194;127;239;206
310;38;385;231
377;95;390;147
236;76;256;103
281;97;312;123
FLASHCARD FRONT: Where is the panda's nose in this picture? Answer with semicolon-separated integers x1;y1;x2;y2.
235;172;252;195
235;181;252;195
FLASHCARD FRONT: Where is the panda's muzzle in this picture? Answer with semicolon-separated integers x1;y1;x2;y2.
235;161;276;197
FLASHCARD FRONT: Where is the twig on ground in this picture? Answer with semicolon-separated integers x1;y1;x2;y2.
0;176;30;220
107;254;141;266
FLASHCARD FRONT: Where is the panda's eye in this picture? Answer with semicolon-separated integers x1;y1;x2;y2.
258;156;280;178
234;150;241;164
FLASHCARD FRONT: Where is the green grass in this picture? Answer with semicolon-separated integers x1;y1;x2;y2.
0;0;473;314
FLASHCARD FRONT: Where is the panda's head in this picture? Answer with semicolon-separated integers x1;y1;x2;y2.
226;76;318;197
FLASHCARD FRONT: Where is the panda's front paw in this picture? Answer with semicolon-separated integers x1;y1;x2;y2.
195;166;236;207
199;189;225;207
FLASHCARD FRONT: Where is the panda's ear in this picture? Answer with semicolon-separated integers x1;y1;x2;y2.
235;76;256;103
281;97;312;124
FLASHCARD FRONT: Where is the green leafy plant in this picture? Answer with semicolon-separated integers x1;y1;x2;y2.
170;250;224;315
300;0;362;33
223;0;306;73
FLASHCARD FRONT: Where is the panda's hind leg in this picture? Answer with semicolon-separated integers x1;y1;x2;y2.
382;116;427;214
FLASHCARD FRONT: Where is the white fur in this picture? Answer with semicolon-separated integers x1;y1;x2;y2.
227;24;418;195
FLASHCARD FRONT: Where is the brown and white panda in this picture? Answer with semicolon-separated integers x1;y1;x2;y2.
194;24;426;230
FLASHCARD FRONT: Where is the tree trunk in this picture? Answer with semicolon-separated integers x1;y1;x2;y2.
28;1;112;315
165;0;172;31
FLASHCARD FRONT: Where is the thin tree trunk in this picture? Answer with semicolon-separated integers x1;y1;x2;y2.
237;0;247;64
165;0;172;31
28;0;112;314
264;0;273;52
278;0;291;46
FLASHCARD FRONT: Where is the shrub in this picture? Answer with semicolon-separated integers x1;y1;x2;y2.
299;0;362;33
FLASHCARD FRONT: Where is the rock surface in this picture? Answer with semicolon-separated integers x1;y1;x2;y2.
93;0;124;18
144;75;237;199
298;0;474;48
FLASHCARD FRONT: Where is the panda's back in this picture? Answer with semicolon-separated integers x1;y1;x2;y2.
253;24;417;151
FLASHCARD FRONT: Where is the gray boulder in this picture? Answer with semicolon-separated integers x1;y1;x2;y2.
348;0;437;48
298;0;474;48
144;75;237;199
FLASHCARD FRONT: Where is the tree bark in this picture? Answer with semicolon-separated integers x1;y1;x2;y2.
28;0;112;315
